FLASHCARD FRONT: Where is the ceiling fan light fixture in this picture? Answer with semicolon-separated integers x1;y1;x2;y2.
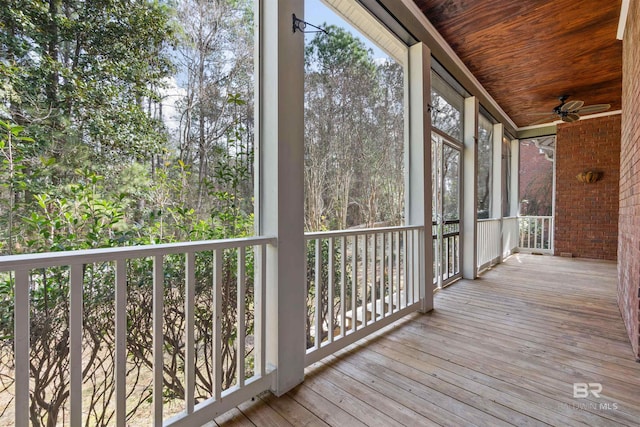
530;96;611;126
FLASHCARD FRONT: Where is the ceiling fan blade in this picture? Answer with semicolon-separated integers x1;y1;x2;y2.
576;104;611;114
563;113;580;123
561;100;584;112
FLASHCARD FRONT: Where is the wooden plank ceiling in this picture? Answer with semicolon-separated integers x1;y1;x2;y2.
413;0;623;128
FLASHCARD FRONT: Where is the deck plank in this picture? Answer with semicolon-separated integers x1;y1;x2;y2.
212;408;254;427
236;397;294;427
329;345;540;427
259;393;329;427
315;358;440;426
217;254;640;427
299;367;403;427
285;382;367;427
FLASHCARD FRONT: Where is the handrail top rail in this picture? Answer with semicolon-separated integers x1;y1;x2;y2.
0;235;277;271
478;216;553;222
442;219;460;225
305;224;423;239
432;219;460;225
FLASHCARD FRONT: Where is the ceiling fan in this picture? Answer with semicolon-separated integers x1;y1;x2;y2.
530;95;611;124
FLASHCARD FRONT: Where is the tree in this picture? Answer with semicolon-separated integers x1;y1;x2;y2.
304;25;404;231
173;0;254;215
0;0;175;207
305;25;377;230
430;88;462;140
0;1;259;424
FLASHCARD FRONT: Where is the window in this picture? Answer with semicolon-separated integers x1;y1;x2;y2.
502;135;512;217
303;0;406;231
431;71;464;142
519;137;554;216
477;114;493;218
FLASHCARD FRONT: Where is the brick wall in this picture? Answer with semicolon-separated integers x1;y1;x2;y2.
555;115;621;261
618;0;640;359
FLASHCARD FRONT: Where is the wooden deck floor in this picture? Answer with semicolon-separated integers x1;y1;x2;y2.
214;254;640;426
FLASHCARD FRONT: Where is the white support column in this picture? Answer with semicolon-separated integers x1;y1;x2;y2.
510;139;520;217
492;123;503;262
492;123;503;219
462;97;478;279
551;137;557;254
258;0;306;395
407;42;433;312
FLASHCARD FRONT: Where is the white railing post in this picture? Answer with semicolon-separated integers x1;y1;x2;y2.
407;42;433;312
185;252;196;414
115;259;127;426
254;244;267;378
70;263;84;427
258;0;306;395
463;96;478;278
14;269;29;427
213;250;223;402
152;256;164;427
510;139;520;217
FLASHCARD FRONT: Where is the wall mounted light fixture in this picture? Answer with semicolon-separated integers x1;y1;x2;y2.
576;171;601;183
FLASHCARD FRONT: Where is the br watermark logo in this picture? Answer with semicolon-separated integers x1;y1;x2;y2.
573;382;602;398
566;383;619;411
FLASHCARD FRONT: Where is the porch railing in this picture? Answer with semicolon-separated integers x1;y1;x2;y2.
304;225;424;366
502;216;519;258
518;216;554;253
433;220;461;286
477;218;502;270
0;236;276;427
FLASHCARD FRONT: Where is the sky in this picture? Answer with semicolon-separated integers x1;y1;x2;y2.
161;1;389;132
304;0;388;59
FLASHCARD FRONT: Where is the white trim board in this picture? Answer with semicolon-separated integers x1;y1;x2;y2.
617;0;630;40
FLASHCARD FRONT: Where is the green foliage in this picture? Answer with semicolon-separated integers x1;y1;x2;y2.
0;119;35;254
0;1;257;423
21;171;130;252
2;0;175;166
0;110;255;424
305;25;375;75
